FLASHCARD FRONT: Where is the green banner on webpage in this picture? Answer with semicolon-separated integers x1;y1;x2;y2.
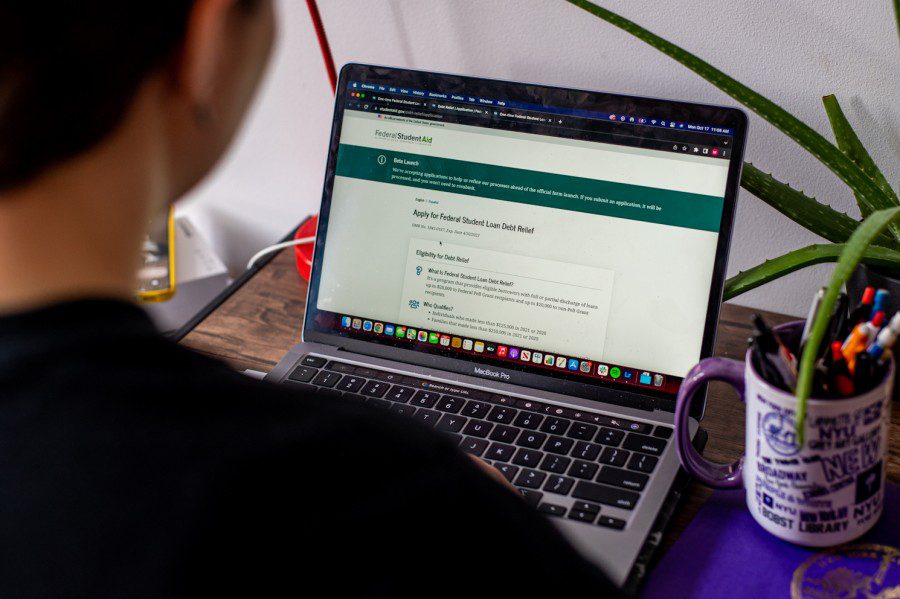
335;144;725;232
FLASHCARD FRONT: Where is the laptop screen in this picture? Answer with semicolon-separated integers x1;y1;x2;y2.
305;66;744;401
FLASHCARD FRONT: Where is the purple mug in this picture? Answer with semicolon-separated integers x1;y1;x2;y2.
674;321;893;546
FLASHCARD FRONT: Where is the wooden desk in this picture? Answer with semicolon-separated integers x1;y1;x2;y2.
180;248;900;553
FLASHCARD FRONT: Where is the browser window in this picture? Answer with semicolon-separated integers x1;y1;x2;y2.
313;80;733;395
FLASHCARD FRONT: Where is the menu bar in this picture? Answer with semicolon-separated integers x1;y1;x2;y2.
349;80;734;136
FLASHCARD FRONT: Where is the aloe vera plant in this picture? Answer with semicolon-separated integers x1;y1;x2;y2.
564;0;900;299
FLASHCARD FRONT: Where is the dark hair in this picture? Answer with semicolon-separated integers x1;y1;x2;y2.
0;3;196;190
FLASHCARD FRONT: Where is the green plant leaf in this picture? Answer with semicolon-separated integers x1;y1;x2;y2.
794;206;900;444
723;243;900;300
740;163;889;245
822;95;900;240
565;0;898;239
823;96;899;205
895;0;900;42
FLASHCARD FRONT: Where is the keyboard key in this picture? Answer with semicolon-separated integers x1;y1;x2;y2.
512;448;543;468
572;481;640;510
343;393;366;402
569;460;599;480
485;443;516;462
540;417;571;435
447;433;463;446
571;441;602;461
567;423;598;440
568;509;597;523
336;376;365;393
596;466;649;491
544;436;574;455
495;463;519;482
386;385;416;403
317;388;342;398
596;427;625;447
311;371;341;388
413;408;441;425
538;503;567;517
462;420;493;438
411;391;440;408
390;403;417;417
513;411;543;430
595;415;653;434
361;381;389;398
515;469;546;489
325;361;355;373
539;454;571;474
623;433;667;456
489;425;519;444
517;430;547;449
436;414;467;433
599;447;629;467
288;365;317;383
461;401;491;419
487;406;518;424
436;396;464;413
300;355;327;368
596;515;627;530
543;475;575;495
628;453;658;473
460;437;489;456
517;488;542;507
653;426;673;439
573;501;600;514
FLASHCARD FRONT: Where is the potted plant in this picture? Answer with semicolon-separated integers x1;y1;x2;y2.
564;0;900;310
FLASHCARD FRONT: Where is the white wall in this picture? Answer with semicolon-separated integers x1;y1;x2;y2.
178;0;900;317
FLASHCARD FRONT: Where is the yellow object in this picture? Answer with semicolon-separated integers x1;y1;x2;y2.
136;206;176;303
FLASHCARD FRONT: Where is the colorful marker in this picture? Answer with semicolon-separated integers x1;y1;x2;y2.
870;289;890;320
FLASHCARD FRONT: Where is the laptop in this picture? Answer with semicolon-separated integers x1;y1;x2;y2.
266;64;747;588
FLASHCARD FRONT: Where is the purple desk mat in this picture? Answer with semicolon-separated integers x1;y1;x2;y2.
643;483;899;597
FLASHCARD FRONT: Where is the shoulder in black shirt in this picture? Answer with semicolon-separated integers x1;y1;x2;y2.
0;300;615;597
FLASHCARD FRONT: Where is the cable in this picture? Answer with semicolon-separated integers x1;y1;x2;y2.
306;0;336;93
246;237;315;270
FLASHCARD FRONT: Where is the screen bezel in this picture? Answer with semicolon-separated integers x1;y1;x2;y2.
302;63;748;418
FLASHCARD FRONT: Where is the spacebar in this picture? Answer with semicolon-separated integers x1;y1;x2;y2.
572;481;640;510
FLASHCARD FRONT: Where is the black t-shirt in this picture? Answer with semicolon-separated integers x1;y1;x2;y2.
0;300;616;597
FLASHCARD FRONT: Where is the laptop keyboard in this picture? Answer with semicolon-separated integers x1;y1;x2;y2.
283;355;673;531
